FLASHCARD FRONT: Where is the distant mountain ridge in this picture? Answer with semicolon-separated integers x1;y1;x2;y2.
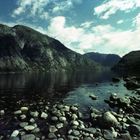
113;50;140;74
84;52;121;67
0;24;101;72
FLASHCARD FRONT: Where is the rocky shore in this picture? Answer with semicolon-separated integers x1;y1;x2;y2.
0;76;140;140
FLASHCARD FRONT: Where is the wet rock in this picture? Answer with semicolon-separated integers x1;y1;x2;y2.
136;88;140;94
89;94;97;100
49;125;58;133
79;124;85;129
59;116;67;122
20;107;28;112
110;93;118;101
103;129;117;140
64;105;70;112
120;131;132;140
11;130;19;137
67;135;79;140
30;118;35;123
20;114;26;120
41;112;48;119
48;133;57;139
125;80;140;90
19;122;28;128
24;125;35;131
0;110;5;116
14;110;22;115
71;121;79;126
56;123;64;129
83;137;93;140
118;97;130;107
112;77;120;82
72;114;78;120
128;124;140;135
72;130;80;136
21;134;35;140
31;127;40;133
51;116;58;122
101;111;119;128
10;137;20;140
30;111;39;118
58;138;64;140
127;116;140;125
90;108;101;114
57;104;64;109
71;106;78;112
80;128;96;134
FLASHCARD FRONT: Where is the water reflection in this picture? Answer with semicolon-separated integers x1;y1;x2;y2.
0;70;131;112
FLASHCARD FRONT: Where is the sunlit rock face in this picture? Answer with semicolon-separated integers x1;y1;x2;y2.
0;24;101;72
112;51;140;74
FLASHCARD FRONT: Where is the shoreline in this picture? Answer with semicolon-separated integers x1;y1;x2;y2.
0;76;140;140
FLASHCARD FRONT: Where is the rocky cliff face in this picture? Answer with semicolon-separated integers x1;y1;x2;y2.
112;51;140;74
0;24;101;72
84;52;121;67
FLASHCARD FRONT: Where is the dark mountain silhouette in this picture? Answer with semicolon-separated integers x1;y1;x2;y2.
0;24;101;72
84;52;121;67
113;50;140;74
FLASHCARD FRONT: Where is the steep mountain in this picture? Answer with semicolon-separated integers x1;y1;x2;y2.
84;52;121;67
0;24;101;72
113;50;140;74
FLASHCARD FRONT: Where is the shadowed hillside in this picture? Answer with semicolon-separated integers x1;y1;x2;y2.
0;24;101;72
84;52;121;67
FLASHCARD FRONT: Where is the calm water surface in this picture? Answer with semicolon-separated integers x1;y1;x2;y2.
0;71;133;113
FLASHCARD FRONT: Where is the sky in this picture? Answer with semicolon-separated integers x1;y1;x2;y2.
0;0;140;56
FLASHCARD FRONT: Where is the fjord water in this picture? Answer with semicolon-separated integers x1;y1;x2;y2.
0;71;132;113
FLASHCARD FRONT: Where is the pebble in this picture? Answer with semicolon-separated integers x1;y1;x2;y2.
31;127;40;133
19;122;28;128
71;106;78;112
30;118;35;123
49;125;58;133
0;110;5;115
102;111;119;127
67;135;79;140
21;134;35;140
20;107;28;112
72;114;78;120
14;110;22;115
59;116;67;122
41;112;48;119
71;121;79;126
48;133;57;139
24;125;35;131
58;138;64;140
30;111;39;117
20;114;26;120
64;106;70;112
72;130;80;136
51;116;58;122
56;123;64;129
11;130;19;137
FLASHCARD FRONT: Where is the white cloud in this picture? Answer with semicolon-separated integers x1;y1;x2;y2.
117;20;124;24
94;0;140;19
48;16;84;44
12;0;82;19
52;0;82;13
80;21;94;28
133;13;140;28
40;12;49;20
12;0;50;19
47;16;140;56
